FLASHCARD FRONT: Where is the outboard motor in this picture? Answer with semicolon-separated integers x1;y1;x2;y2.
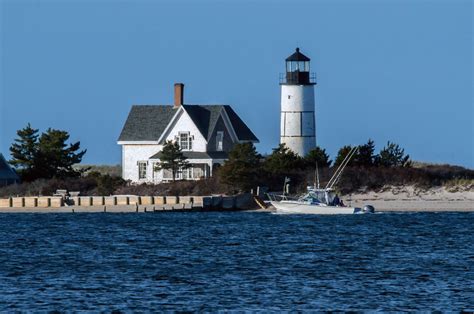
363;205;375;213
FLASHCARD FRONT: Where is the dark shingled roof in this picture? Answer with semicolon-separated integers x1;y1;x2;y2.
150;151;229;160
118;105;178;141
222;105;259;142
181;105;216;140
119;104;258;143
0;154;20;181
286;48;311;62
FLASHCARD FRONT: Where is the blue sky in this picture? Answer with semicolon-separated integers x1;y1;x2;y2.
1;0;472;168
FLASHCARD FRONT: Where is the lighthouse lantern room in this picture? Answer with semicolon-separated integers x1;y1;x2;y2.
280;48;316;157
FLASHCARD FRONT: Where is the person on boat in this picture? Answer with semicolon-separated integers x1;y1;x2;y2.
333;195;340;206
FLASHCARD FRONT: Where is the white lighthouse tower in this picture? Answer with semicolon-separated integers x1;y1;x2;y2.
280;48;316;156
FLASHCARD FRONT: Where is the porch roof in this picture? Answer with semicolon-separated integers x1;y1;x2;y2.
149;151;228;160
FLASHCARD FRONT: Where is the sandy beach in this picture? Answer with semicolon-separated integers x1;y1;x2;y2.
340;186;474;212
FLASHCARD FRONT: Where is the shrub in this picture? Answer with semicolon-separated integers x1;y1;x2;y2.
113;176;230;196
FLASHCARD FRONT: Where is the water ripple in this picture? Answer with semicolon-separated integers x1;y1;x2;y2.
0;212;473;311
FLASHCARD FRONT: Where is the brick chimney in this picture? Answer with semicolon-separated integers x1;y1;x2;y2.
174;83;184;108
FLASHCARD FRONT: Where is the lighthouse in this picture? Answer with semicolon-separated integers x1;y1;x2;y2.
280;48;316;157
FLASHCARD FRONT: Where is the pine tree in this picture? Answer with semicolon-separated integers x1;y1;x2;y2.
9;124;86;181
375;141;411;167
9;123;39;181
36;128;86;179
334;145;353;167
219;142;262;191
155;140;189;182
354;139;376;167
304;146;332;168
263;144;304;175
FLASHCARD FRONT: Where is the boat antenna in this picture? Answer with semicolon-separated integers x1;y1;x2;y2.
325;146;358;190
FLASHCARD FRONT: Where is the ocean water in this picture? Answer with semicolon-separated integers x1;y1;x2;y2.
0;212;473;311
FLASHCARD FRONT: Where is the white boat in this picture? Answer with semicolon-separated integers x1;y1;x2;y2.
270;187;374;215
269;146;375;215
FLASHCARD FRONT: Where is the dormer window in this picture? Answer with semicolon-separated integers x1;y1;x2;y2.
216;131;224;151
179;132;193;150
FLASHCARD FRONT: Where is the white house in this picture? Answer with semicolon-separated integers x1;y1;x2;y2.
117;83;259;183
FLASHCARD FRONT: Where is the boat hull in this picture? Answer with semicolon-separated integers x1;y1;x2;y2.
271;200;358;215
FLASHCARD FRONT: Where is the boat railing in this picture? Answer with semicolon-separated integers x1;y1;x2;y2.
267;193;292;202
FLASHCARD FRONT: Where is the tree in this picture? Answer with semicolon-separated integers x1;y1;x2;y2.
353;139;376;167
9;123;40;181
9;124;86;181
263;143;304;175
155;140;189;182
219;142;262;191
375;141;411;167
35;128;87;179
334;145;353;167
305;146;332;168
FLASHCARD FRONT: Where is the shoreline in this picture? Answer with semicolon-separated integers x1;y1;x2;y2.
0;200;473;213
0;186;472;213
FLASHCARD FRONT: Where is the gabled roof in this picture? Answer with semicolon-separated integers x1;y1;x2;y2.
119;104;258;143
118;105;178;141
0;154;20;180
181;105;218;140
286;47;311;62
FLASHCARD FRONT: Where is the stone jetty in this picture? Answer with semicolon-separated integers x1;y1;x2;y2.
0;194;254;213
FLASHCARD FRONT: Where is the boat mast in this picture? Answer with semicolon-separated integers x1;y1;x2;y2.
315;161;320;189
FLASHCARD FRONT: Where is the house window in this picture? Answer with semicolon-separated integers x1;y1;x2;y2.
163;169;173;179
138;162;147;180
152;162;158;181
162;167;192;180
216;131;224;151
179;132;192;150
182;167;193;180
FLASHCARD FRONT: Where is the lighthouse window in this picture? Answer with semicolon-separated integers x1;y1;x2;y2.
288;61;296;72
299;61;305;71
287;61;294;72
